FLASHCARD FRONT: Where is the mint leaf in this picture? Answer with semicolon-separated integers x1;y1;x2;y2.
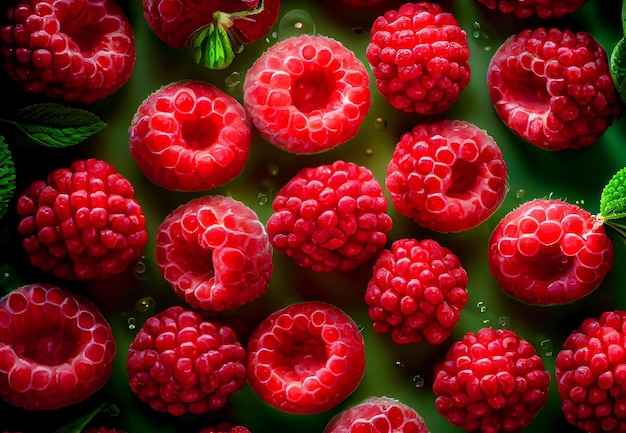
0;136;16;220
600;166;626;221
4;102;106;148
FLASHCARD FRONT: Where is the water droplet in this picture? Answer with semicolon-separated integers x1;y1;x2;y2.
498;316;511;328
352;26;365;35
3;272;8;278
476;301;487;313
127;317;136;330
133;259;149;280
365;148;373;156
135;297;155;312
279;9;316;38
472;31;481;39
395;360;405;368
540;339;554;357
473;21;481;29
412;374;425;388
374;117;387;130
358;325;365;333
516;189;525;199
225;71;242;88
258;192;269;206
267;163;279;176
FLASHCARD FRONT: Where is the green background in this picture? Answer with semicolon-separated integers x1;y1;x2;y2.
1;0;626;432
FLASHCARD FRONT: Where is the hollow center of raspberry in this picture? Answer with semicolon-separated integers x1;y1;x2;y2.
292;69;335;113
15;326;81;365
525;249;572;281
448;159;480;197
278;335;326;378
504;72;551;114
61;10;117;54
182;117;219;149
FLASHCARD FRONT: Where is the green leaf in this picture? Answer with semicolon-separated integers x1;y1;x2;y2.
53;402;119;433
610;0;626;102
3;102;106;148
0;136;16;220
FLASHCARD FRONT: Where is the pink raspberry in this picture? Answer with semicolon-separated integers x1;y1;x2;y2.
156;195;273;312
266;160;393;272
247;301;366;415
16;158;148;281
0;0;135;104
126;305;247;417
433;327;551;433
487;27;621;151
385;119;508;233
556;310;626;433
243;34;371;154
365;238;469;344
129;80;252;191
488;199;614;305
366;2;471;114
323;396;429;433
0;284;116;410
476;0;589;19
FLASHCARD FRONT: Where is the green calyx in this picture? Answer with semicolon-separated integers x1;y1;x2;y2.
600;166;626;239
188;1;265;70
610;0;626;102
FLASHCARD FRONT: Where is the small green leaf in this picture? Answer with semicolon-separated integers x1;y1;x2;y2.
610;0;626;102
600;166;626;221
0;136;16;220
3;102;106;148
53;402;119;433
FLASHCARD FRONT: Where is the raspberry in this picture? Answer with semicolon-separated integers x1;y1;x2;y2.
487;27;621;151
433;327;551;433
16;158;148;281
385;119;508;233
247;301;366;415
488;198;614;305
0;0;135;104
156;195;273;312
366;2;471;114
365;238;469;345
243;34;371;154
476;0;588;19
556;310;626;433
0;284;116;410
266;160;393;272
129;80;252;192
126;305;247;417
323;396;429;433
84;429;127;433
199;423;250;433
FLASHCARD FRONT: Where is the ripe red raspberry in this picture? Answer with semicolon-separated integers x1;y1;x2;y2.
323;396;429;433
156;195;273;312
366;2;470;115
488;198;614;305
126;305;247;417
487;27;621;151
0;0;135;104
84;429;127;433
556;310;626;433
365;238;469;345
385;119;508;233
129;80;252;192
266;160;393;272
243;34;371;154
433;327;551;433
476;0;588;19
16;158;148;281
199;423;250;433
247;301;366;415
0;284;116;410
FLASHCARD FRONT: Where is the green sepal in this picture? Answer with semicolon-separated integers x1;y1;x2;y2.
1;103;106;148
189;20;236;70
0;136;16;220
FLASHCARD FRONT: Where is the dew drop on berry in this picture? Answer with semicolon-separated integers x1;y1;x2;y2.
279;10;316;38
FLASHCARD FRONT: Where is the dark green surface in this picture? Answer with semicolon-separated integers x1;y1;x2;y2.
1;1;626;432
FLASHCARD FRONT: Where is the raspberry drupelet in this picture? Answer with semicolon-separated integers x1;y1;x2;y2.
476;0;589;19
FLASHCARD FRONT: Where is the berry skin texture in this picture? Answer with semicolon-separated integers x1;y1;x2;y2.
126;305;247;417
556;311;626;433
129;80;252;192
366;2;471;115
323;396;429;433
385;119;508;233
16;158;148;281
476;0;588;19
0;0;135;104
247;301;366;415
0;284;116;410
266;160;393;272
243;34;371;154
488;198;614;305
487;27;621;151
199;423;250;433
365;238;469;345
433;327;551;433
156;195;273;312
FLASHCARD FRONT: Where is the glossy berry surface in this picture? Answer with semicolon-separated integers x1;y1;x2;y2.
129;80;252;191
385;119;507;233
556;310;626;433
247;301;366;415
156;195;273;312
433;327;551;433
199;423;250;433
16;158;148;281
366;2;470;114
266;160;393;272
365;238;469;345
487;27;621;151
0;284;116;410
476;0;588;19
0;0;135;104
126;305;247;417
323;396;429;433
488;199;614;305
243;34;371;154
